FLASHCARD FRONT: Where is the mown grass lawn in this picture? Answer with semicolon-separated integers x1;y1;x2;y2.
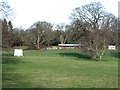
2;49;118;88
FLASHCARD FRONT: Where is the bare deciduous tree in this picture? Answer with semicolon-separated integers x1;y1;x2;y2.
0;0;14;20
27;21;53;49
71;2;117;60
56;24;68;44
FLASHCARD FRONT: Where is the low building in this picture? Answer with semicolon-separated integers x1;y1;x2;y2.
108;45;116;50
58;44;80;49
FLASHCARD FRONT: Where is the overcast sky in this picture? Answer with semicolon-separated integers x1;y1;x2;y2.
9;0;119;29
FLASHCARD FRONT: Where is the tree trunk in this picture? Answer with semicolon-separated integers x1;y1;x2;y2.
99;38;106;59
37;35;40;49
92;55;97;59
99;51;105;59
90;50;97;60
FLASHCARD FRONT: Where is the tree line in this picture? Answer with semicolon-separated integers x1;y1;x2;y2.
0;1;119;59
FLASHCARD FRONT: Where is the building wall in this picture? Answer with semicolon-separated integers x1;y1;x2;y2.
58;46;80;49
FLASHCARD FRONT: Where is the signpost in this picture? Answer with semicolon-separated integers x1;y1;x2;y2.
14;49;23;57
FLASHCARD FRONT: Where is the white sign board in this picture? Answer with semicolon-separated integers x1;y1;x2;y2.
108;45;116;50
14;49;23;57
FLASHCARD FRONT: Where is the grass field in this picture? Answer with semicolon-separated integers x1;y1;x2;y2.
2;49;118;88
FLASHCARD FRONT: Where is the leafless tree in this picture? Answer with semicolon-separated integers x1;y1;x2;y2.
55;24;68;44
71;2;118;60
0;0;14;20
0;19;2;49
0;0;15;49
27;21;53;49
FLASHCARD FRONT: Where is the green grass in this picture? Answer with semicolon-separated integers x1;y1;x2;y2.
2;49;118;88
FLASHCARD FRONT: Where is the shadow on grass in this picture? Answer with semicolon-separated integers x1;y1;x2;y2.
2;53;26;64
2;53;44;88
109;51;120;59
2;53;13;57
58;52;91;61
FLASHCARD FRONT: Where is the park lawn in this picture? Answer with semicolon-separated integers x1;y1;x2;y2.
2;49;118;88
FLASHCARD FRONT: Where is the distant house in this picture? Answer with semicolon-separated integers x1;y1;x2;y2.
108;45;116;50
58;44;80;49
